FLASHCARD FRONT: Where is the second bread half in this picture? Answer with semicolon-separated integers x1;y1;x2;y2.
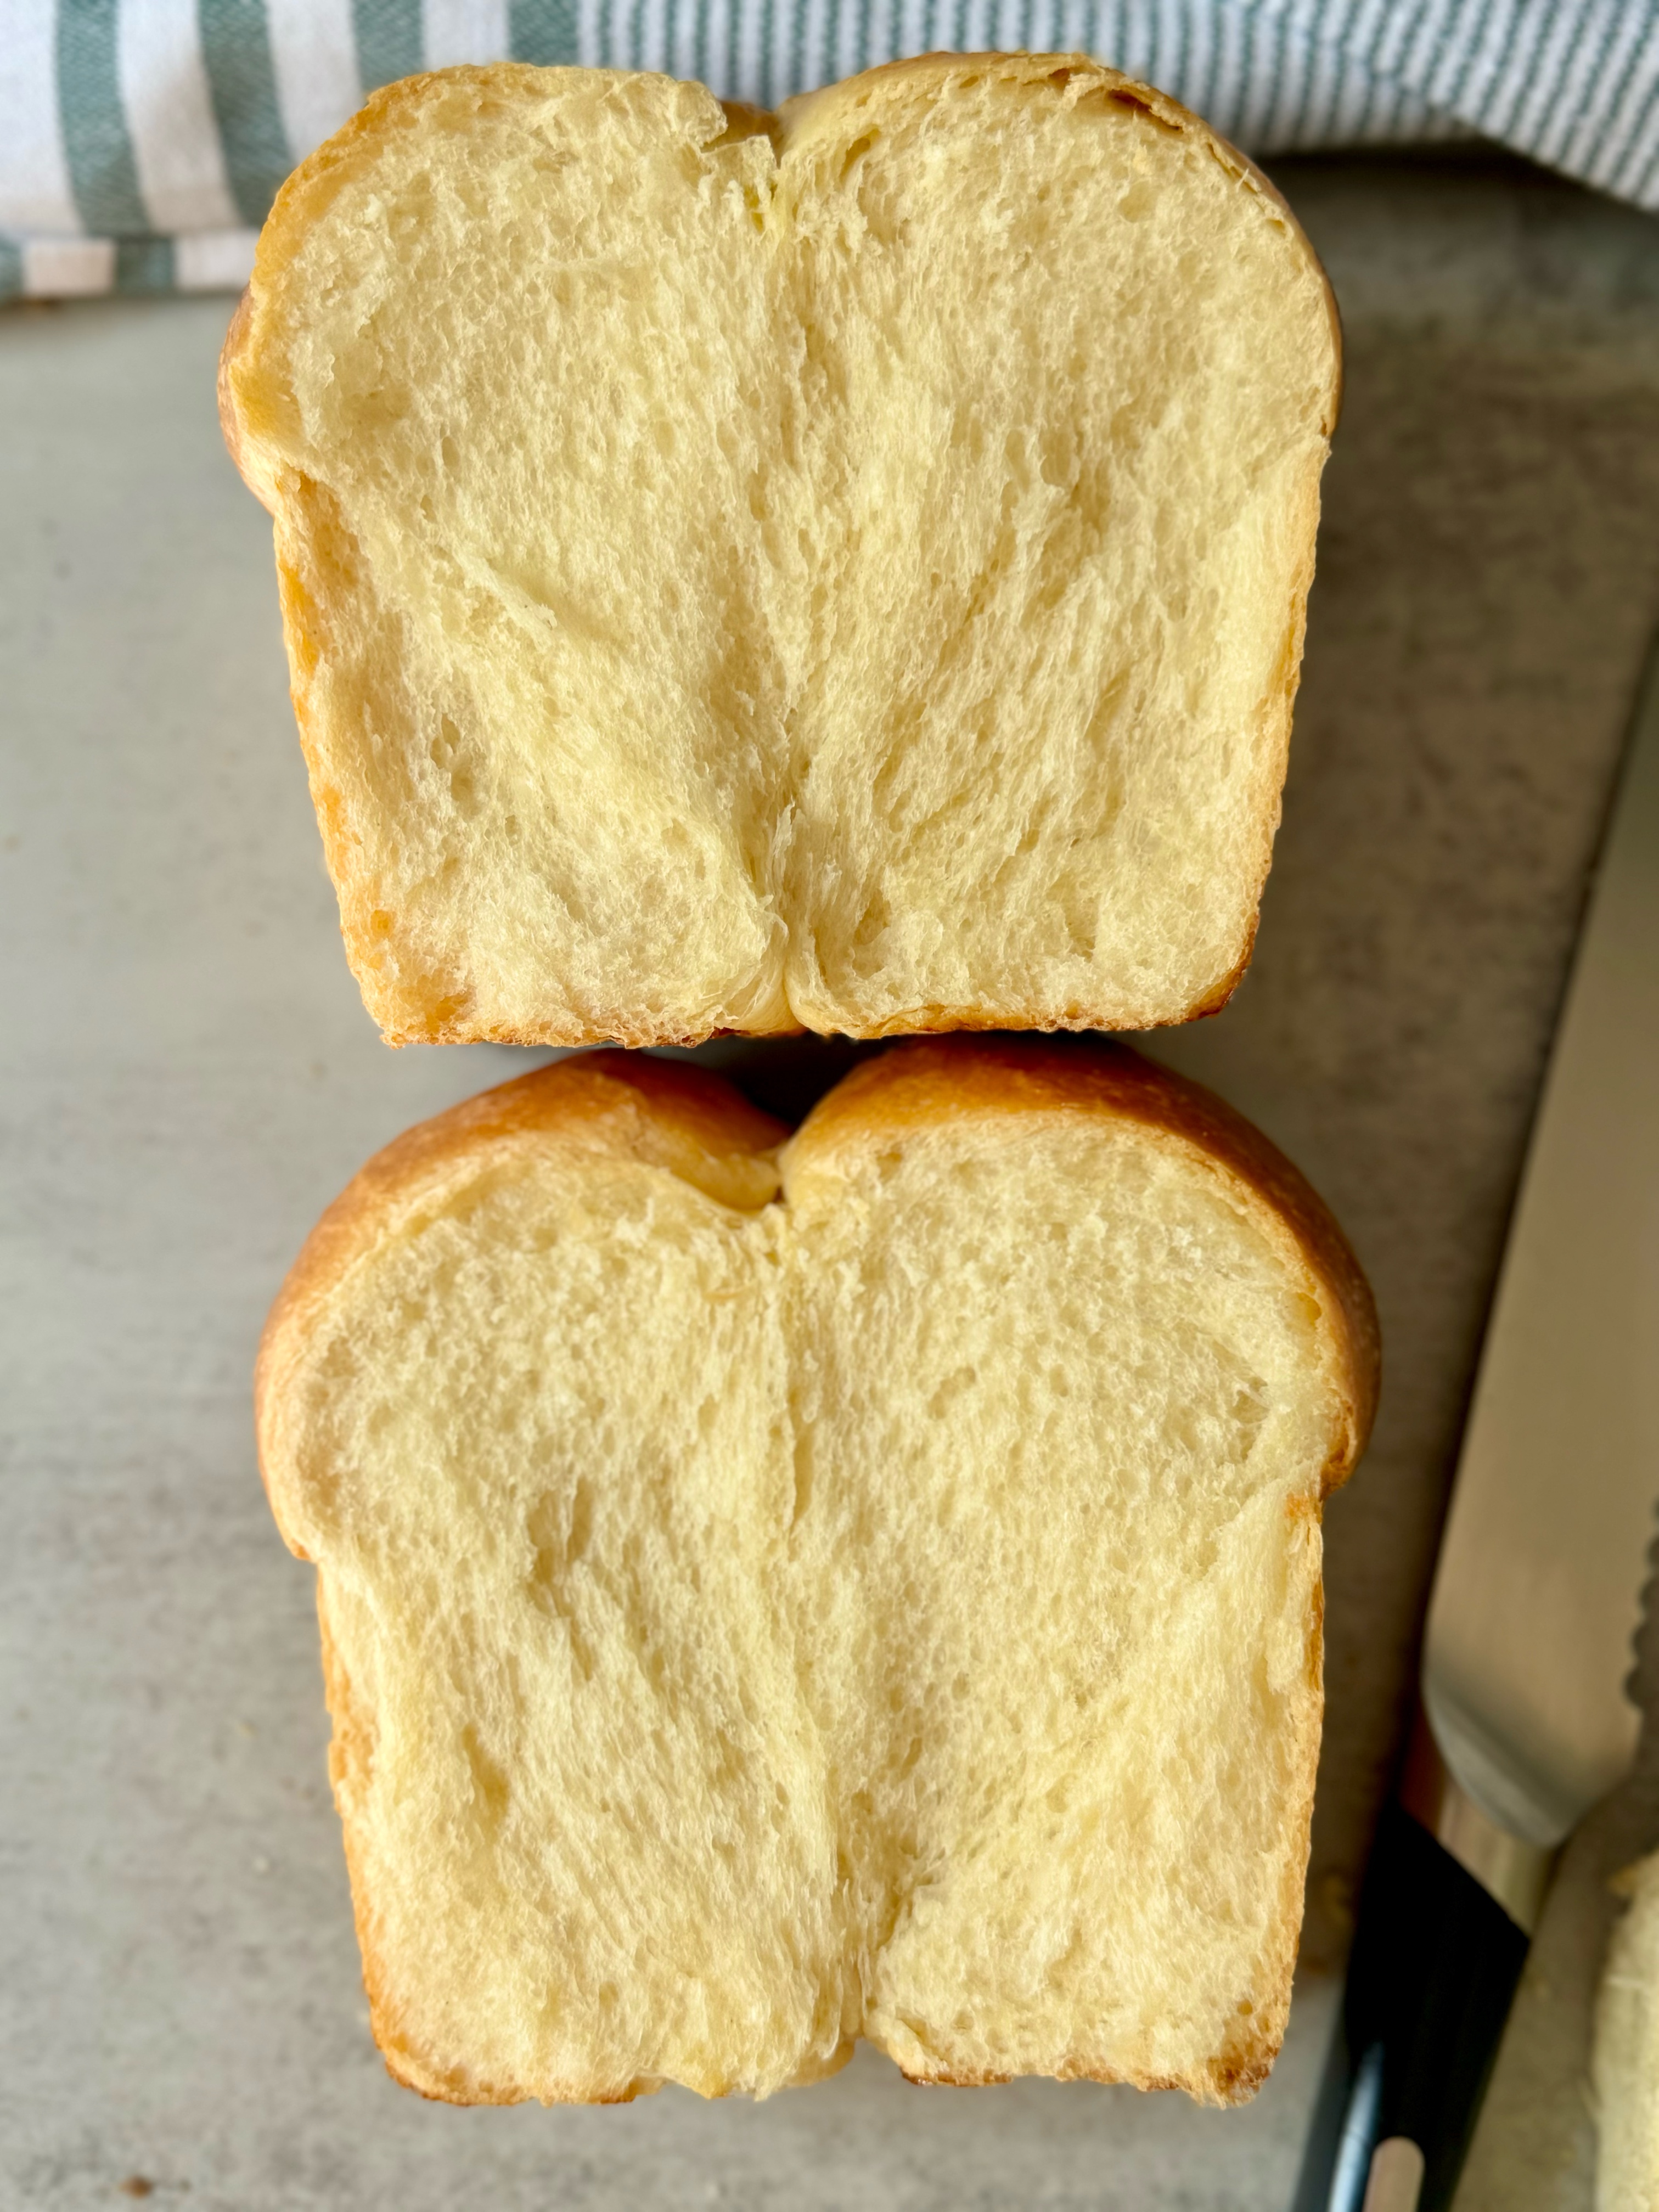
256;1039;1377;2104
222;54;1341;1046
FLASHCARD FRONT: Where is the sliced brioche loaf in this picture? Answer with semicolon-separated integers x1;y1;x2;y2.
222;56;1340;1046
256;1040;1377;2104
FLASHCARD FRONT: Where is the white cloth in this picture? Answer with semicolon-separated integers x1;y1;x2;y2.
4;0;1656;301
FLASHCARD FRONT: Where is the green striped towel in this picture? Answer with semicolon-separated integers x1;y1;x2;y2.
4;0;1657;302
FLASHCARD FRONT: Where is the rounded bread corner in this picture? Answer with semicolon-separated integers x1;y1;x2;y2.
785;1035;1379;1482
777;50;1339;407
252;1049;792;1538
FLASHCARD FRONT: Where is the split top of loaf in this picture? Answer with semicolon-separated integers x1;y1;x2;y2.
223;55;1340;1046
257;1040;1377;2105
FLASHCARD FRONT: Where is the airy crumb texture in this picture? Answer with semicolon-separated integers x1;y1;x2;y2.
222;56;1340;1046
1595;1851;1659;2211
256;1040;1377;2106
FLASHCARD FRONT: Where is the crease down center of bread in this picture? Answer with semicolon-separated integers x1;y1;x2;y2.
223;55;1340;1048
256;1040;1377;2106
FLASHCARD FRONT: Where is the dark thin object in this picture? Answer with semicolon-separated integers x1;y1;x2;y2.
1291;1802;1529;2212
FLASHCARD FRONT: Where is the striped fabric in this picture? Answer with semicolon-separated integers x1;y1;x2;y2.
3;0;1656;302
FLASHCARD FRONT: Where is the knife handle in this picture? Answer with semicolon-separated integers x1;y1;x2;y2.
1291;1787;1534;2212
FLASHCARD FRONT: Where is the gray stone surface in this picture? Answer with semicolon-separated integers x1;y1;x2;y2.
3;150;1658;2208
1156;149;1659;1988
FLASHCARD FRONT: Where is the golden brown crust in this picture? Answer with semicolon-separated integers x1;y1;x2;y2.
894;2033;1278;2102
220;55;1340;1049
898;2052;1270;2100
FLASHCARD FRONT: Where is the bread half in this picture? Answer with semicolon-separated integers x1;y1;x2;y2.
222;56;1340;1046
256;1039;1377;2104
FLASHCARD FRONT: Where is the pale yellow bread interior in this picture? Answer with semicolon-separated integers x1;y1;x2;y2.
223;56;1340;1045
256;1041;1377;2104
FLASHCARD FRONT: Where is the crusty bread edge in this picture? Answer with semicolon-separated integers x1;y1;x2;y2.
218;55;1339;1048
259;1039;1376;2106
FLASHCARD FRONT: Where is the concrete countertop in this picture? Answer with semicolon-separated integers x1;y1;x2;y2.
4;149;1658;2210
